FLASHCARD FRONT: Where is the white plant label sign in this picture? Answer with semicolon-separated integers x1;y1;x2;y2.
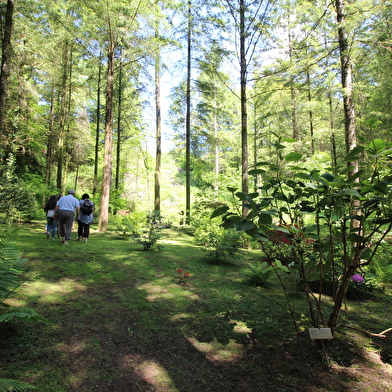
308;327;333;340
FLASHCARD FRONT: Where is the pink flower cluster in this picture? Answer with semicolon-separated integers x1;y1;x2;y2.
351;274;364;283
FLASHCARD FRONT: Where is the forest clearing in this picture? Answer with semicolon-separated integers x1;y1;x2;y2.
1;0;392;390
1;223;391;391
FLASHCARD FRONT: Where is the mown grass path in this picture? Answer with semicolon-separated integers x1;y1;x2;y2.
1;223;392;391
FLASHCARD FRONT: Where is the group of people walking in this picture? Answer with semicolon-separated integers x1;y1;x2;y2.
43;190;95;244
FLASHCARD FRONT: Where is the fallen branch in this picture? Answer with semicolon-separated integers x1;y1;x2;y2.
341;324;392;339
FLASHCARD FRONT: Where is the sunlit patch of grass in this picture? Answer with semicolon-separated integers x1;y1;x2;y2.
169;313;192;322
231;320;252;334
20;278;87;304
137;360;178;392
187;336;246;362
57;338;89;354
119;356;179;392
138;282;200;304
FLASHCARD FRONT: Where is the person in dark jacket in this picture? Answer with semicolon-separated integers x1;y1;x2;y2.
76;193;94;243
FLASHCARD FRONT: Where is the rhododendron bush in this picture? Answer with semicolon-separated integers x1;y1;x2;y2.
212;138;392;337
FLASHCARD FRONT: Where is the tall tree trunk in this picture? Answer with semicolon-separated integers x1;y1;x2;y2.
288;27;298;140
335;0;357;173
115;53;123;192
93;53;103;195
213;82;219;199
154;43;162;214
328;0;360;331
185;0;192;225
0;0;13;146
306;71;315;155
98;30;115;232
239;0;249;215
328;93;338;171
64;46;74;189
253;102;258;193
45;84;55;185
56;40;70;192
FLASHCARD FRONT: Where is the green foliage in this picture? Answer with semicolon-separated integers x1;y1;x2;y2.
0;230;24;303
0;229;47;392
133;227;163;251
0;177;37;223
0;228;50;324
0;308;50;324
0;379;36;391
213;137;392;332
367;241;392;283
109;211;146;237
201;227;243;262
193;199;244;262
132;212;165;251
243;261;273;287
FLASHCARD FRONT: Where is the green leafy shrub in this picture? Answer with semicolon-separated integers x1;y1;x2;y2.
193;199;244;262
199;226;243;262
0;180;37;223
244;261;273;287
367;241;392;283
133;227;163;251
132;212;165;251
110;213;145;237
213;137;392;337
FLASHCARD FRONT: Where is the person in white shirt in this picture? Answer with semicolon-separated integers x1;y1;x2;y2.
55;190;80;244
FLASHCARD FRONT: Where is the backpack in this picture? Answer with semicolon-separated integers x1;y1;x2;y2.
81;200;93;215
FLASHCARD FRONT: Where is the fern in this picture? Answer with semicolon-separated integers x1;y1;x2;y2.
0;307;51;324
0;230;45;392
244;261;274;287
0;379;36;391
0;230;24;303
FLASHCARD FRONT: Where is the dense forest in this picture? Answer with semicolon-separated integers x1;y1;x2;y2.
1;1;392;390
0;0;390;226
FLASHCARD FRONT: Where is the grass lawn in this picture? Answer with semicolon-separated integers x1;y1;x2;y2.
1;222;391;391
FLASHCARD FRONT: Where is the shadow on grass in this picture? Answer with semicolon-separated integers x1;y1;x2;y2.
1;224;391;392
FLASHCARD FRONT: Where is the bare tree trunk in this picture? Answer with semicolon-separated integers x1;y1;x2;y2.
98;31;115;232
328;0;360;331
64;46;74;189
306;71;315;155
288;27;298;141
239;0;249;215
45;84;55;185
336;0;357;173
213;83;219;199
328;93;338;171
93;53;103;196
185;0;192;225
0;0;13;145
115;53;123;192
253;102;258;193
56;40;70;192
154;44;162;214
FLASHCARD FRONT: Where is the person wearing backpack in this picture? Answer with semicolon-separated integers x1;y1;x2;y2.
77;193;94;242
